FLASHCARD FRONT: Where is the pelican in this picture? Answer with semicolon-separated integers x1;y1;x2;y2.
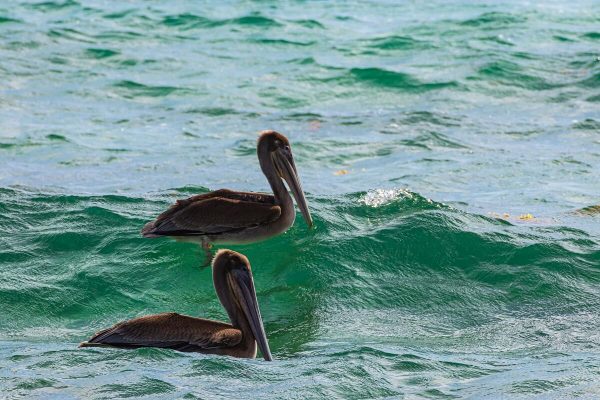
141;130;313;264
80;250;272;361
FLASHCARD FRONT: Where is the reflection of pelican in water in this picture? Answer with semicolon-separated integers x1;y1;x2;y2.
141;130;313;264
80;250;272;360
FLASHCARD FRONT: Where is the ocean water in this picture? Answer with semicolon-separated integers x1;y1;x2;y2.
1;0;600;398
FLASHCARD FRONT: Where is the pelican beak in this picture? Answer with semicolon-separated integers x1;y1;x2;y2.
232;269;273;361
274;149;313;228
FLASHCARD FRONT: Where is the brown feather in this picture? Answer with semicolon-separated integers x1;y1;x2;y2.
82;312;242;352
142;189;280;237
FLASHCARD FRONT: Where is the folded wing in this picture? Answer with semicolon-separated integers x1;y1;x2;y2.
142;189;280;237
80;312;242;352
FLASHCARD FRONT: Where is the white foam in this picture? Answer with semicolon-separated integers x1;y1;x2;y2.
361;188;414;207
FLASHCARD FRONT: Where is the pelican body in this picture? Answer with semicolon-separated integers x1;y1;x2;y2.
141;130;313;262
80;250;272;361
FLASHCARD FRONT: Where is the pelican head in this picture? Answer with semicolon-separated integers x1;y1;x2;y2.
258;130;313;228
212;250;273;361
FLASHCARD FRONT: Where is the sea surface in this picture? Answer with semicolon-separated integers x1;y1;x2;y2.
1;0;600;398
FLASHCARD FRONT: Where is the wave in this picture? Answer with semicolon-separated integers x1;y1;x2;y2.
183;107;246;117
27;0;79;11
161;13;222;29
474;60;560;91
84;48;120;59
111;80;190;98
460;12;527;28
159;13;282;30
1;187;598;335
587;94;600;102
578;71;600;88
291;19;325;29
572;119;600;130
232;15;281;28
362;35;433;51
393;111;462;128
582;32;600;40
249;38;316;47
0;16;22;24
322;67;458;92
47;28;95;43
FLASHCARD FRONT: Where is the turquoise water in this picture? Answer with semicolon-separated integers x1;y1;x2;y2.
1;0;600;398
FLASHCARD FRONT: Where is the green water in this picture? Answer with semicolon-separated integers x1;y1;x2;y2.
1;0;600;398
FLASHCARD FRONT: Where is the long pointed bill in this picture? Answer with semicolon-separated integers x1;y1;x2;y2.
233;270;273;361
275;151;313;228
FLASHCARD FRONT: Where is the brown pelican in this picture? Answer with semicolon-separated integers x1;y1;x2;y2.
80;250;272;361
141;130;313;264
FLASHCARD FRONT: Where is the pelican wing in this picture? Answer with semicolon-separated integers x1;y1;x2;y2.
81;312;242;352
142;189;280;237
